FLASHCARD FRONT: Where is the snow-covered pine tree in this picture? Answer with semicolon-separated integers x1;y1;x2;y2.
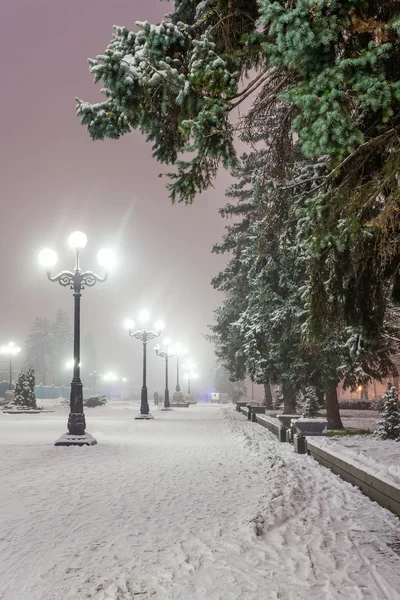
14;369;37;409
77;0;400;347
52;309;72;384
25;317;54;385
26;366;37;409
375;385;400;441
272;388;283;411
14;371;25;407
302;387;320;418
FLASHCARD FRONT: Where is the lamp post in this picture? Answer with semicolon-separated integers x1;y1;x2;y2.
184;360;195;393
155;339;176;411
89;370;101;395
39;231;116;446
172;345;187;404
125;311;164;420
184;360;196;404
1;342;21;389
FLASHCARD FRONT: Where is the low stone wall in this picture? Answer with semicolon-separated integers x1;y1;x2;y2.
307;440;400;517
255;415;286;442
240;406;250;418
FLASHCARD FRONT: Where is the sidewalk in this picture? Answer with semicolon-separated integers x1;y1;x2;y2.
0;404;400;599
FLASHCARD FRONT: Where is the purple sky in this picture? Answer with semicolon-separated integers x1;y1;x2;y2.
0;0;257;396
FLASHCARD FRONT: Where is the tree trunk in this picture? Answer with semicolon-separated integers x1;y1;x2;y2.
316;387;325;408
282;384;297;414
394;373;399;391
263;381;273;409
326;387;343;430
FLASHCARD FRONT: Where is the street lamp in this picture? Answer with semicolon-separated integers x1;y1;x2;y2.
125;312;164;419
172;344;187;404
0;342;21;389
89;370;101;395
184;360;196;395
39;230;116;446
155;338;176;411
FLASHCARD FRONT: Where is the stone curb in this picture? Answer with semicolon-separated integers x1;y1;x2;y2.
306;440;400;517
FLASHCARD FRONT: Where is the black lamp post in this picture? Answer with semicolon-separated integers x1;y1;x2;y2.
126;312;164;420
155;339;176;411
39;231;115;446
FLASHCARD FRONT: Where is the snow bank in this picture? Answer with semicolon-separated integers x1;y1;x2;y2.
310;434;400;490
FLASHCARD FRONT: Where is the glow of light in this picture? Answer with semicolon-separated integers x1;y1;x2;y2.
1;343;21;357
104;372;118;382
154;320;165;332
357;385;363;392
124;319;135;330
139;310;150;324
66;360;81;369
68;231;87;250
122;377;127;383
97;248;117;270
39;248;57;268
164;337;171;347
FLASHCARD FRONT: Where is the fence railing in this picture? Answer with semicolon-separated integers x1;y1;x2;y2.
0;380;89;400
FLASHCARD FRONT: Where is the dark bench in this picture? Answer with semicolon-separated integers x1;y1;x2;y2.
247;405;266;422
236;401;248;412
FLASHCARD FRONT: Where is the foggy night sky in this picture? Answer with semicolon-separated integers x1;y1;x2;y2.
0;0;245;396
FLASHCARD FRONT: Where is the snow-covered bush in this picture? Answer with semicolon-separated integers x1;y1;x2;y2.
375;385;400;441
84;395;107;408
301;386;320;418
14;368;37;409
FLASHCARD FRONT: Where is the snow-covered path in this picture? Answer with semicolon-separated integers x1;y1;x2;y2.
0;404;400;600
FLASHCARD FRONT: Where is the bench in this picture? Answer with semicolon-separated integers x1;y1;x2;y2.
255;414;286;442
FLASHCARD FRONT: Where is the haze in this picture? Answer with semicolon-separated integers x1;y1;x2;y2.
0;0;232;396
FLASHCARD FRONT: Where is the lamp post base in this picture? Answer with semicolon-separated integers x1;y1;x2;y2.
135;413;154;420
54;432;97;446
161;407;173;411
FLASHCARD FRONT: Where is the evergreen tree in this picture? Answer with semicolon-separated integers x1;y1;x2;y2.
272;388;283;411
375;385;400;441
14;371;26;407
14;368;37;409
26;367;37;409
52;309;72;384
77;0;400;341
302;387;320;418
25;317;54;385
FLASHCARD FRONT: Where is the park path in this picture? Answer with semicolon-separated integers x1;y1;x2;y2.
0;404;400;600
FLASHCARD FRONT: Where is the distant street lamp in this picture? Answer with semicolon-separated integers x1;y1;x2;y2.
39;230;116;446
174;345;188;394
155;338;176;411
1;342;21;388
184;360;196;395
89;370;101;395
125;311;164;419
103;372;118;400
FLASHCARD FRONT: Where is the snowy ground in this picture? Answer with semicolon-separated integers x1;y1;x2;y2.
1;404;400;600
310;434;400;490
322;409;380;431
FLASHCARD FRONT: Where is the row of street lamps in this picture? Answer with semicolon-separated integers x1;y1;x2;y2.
38;230;198;447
